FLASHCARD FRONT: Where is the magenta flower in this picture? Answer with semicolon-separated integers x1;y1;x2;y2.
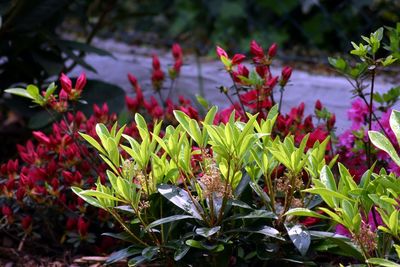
347;99;369;127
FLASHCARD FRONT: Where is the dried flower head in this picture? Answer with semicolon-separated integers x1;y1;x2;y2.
199;162;231;199
291;198;303;208
352;222;377;253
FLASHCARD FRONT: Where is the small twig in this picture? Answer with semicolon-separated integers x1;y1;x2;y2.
17;232;27;252
229;73;246;114
367;68;376;168
64;0;117;74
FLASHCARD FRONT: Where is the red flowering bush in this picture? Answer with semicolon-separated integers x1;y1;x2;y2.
216;40;335;150
0;44;200;253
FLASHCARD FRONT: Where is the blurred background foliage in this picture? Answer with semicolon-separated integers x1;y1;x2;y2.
96;0;400;56
1;0;400;89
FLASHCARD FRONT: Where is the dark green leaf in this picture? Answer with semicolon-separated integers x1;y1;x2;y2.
367;258;400;267
106;246;141;264
285;224;310;256
146;215;194;230
158;184;203;220
174;244;190;261
227;209;277;220
141;246;158;260
78;79;126;116
195;226;221;238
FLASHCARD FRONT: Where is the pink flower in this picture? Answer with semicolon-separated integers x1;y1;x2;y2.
348;99;369;126
335;224;351;237
216;46;228;58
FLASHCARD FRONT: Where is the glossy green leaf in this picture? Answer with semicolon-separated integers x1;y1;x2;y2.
286;224;310;256
71;187;104;209
106;246;141;264
284;208;329;219
369;130;400;166
390;110;400;146
227;209;277;220
4;88;34;99
195;226;221;238
158;184;203;220
174;244;190;261
146;215;194;230
367;258;400;267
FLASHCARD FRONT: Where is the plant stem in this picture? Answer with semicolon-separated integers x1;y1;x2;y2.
264;173;275;213
196;51;205;98
229;72;246;114
278;86;284;113
367;68;376;168
157;91;166;109
109;209;148;246
216;159;233;225
166;78;176;101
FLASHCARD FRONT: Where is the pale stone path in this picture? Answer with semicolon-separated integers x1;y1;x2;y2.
71;39;399;133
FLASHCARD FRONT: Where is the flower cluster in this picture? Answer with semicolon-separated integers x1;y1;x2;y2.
337;99;400;179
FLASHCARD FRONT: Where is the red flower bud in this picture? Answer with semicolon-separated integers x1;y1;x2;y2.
60;73;72;93
231;54;246;65
328;114;336;130
256;65;269;78
268;43;278;58
16;188;25;201
128;73;138;88
59;89;68;101
75;73;87;92
32;131;51;145
62;171;74;184
216;46;228;58
172;43;183;60
66;217;77;231
280;66;293;86
315;100;323;111
267;76;279;88
152;54;161;70
2;205;12;216
237;64;249;77
173;58;183;73
250;40;264;57
21;216;32;231
152;69;165;82
77;217;89;237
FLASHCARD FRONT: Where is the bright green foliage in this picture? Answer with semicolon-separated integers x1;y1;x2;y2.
288;109;400;266
5;83;57;107
73;105;335;265
369;110;400;166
